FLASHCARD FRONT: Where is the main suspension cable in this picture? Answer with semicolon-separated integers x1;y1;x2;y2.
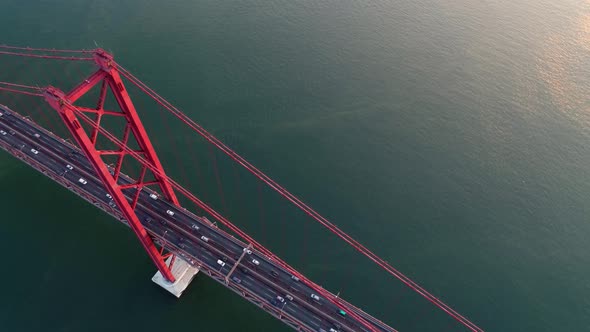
115;63;483;332
0;44;95;53
0;50;93;61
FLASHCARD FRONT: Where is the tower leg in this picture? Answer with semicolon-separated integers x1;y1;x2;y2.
152;256;199;298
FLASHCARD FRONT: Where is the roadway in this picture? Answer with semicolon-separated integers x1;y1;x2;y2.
0;104;395;332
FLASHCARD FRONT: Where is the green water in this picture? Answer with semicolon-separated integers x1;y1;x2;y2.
1;1;589;331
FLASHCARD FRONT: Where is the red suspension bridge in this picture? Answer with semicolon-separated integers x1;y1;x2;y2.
0;45;483;332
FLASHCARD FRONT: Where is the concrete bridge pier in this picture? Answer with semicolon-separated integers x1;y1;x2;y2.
152;256;199;298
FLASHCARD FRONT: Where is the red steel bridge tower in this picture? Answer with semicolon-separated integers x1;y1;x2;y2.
43;49;181;283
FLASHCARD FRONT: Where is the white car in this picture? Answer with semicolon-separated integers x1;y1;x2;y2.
276;296;285;303
311;294;320;301
285;294;294;301
106;193;112;199
78;178;87;185
0;130;6;135
66;164;74;170
200;235;209;242
149;193;158;200
166;210;174;216
191;224;200;231
243;248;252;255
251;259;260;266
217;259;226;267
30;148;39;155
34;133;40;138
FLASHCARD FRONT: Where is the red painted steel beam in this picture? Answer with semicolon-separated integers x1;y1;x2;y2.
89;80;109;144
43;86;176;282
77;108;126;117
66;70;106;103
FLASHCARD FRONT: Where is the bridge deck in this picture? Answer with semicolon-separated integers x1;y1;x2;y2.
0;104;394;332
